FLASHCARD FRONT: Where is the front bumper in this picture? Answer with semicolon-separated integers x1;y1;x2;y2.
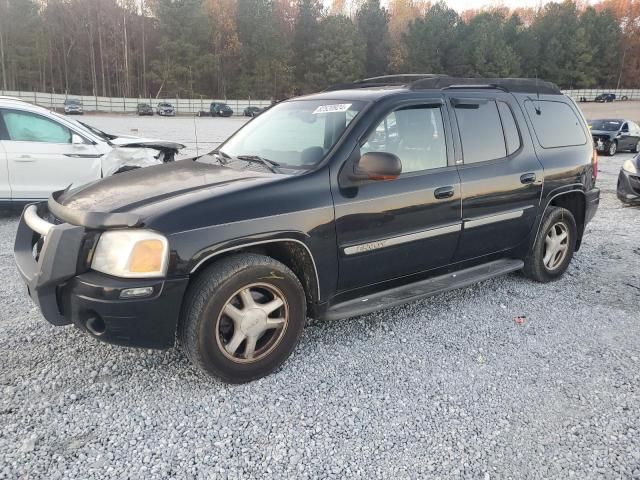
617;168;640;204
13;202;189;349
593;136;613;153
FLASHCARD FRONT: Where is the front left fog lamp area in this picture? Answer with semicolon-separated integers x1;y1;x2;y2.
120;286;155;299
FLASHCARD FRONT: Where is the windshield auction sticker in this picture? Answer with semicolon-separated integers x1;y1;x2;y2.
312;103;352;114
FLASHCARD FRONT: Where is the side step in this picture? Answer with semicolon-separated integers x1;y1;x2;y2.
324;259;524;321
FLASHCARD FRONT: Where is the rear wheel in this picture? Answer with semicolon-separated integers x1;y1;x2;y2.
523;207;577;283
632;140;640;154
179;254;306;383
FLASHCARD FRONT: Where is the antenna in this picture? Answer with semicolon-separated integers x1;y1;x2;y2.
534;73;542;115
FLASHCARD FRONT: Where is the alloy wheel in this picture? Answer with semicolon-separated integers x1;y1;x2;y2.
215;283;289;363
543;222;569;271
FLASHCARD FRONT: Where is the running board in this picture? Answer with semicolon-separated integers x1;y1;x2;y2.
325;259;524;321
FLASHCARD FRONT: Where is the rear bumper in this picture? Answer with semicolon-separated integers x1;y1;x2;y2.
617;169;640;204
585;188;600;224
13;202;189;349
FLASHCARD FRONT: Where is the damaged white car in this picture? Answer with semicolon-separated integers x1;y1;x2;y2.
0;97;184;206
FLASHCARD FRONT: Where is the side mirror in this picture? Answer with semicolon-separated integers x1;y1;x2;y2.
71;133;84;145
350;152;402;181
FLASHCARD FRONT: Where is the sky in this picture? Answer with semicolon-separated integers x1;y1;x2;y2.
371;0;600;12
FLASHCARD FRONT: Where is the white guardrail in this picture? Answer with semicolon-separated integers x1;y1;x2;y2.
1;88;639;115
0;91;272;116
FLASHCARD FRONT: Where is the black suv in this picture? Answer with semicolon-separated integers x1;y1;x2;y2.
14;76;600;383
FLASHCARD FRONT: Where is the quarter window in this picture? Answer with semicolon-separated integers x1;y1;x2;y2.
455;100;506;163
2;110;72;143
497;101;521;156
361;105;447;174
524;100;586;148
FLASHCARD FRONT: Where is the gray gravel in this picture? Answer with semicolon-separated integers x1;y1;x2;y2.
1;117;639;479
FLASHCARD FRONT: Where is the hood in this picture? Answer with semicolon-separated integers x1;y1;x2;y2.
590;130;616;137
110;136;185;150
59;159;277;213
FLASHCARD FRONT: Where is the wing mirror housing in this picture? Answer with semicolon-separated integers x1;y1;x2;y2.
350;152;402;181
71;133;85;145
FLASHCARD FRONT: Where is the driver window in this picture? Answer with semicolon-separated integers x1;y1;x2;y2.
622;123;629;132
361;106;447;174
2;110;71;143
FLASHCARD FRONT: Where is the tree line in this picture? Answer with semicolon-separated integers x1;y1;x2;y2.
0;0;638;100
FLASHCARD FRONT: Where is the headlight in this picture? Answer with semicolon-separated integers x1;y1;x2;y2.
622;159;638;175
91;230;169;278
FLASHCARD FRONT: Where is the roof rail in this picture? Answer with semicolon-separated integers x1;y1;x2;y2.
409;77;561;94
323;75;561;95
323;73;446;92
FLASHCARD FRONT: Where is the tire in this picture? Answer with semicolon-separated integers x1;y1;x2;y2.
606;141;617;156
523;206;577;283
178;253;306;383
632;140;640;154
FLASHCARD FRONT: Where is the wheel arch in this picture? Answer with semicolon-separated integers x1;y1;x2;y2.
544;189;587;251
188;238;321;306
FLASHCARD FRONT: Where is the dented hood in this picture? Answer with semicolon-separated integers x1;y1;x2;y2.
109;136;185;150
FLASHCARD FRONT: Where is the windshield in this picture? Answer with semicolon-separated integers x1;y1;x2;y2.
589;120;621;131
65;100;80;105
214;99;365;169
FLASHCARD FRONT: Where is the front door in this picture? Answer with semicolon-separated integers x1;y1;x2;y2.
0;139;8;202
0;108;102;200
334;98;462;292
446;93;544;261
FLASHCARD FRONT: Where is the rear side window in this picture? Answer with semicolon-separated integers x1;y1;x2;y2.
524;100;586;148
497;102;521;156
455;100;505;163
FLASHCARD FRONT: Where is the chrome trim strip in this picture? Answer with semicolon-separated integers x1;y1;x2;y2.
189;238;321;299
343;223;461;256
464;208;524;229
24;205;54;236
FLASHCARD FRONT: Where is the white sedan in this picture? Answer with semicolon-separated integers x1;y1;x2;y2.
0;97;184;206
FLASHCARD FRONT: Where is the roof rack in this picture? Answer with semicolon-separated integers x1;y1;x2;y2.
324;75;561;95
323;74;446;91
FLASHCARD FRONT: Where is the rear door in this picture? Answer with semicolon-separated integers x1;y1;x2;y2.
334;96;462;291
446;92;544;261
0;108;103;200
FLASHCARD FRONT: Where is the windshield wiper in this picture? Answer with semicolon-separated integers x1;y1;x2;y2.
235;155;280;173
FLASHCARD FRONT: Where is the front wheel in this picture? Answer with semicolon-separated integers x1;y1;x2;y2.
522;206;577;283
179;254;306;383
606;141;617;156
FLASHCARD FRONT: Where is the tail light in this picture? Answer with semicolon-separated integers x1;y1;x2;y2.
592;147;598;183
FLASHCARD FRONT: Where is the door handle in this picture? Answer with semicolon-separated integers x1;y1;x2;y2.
15;155;35;163
520;173;536;184
434;186;455;199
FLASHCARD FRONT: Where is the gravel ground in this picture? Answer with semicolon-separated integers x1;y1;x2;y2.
1;116;639;479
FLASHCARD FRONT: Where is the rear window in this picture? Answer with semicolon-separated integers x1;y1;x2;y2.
524;100;586;148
